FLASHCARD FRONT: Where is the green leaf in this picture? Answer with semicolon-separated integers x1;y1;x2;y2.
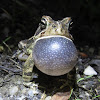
93;95;100;99
77;75;93;83
3;37;11;43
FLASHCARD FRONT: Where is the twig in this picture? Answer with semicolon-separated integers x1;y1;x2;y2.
0;66;22;73
0;73;14;87
3;41;12;53
9;58;21;69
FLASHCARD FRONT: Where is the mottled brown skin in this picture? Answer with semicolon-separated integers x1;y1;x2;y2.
34;16;73;40
18;16;76;82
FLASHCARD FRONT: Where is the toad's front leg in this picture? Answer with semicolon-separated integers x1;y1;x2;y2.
23;53;34;82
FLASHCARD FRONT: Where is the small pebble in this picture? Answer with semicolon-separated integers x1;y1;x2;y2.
28;89;38;97
84;65;97;75
82;85;87;89
76;74;81;79
45;96;52;100
0;97;3;100
18;53;28;61
21;88;27;94
9;86;19;96
97;76;100;79
28;89;34;97
89;48;94;54
16;95;26;100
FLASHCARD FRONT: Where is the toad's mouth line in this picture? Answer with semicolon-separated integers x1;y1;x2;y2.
35;35;72;42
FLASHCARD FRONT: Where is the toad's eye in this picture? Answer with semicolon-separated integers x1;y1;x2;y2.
40;18;47;30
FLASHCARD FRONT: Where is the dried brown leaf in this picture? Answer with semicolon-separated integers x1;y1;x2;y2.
50;91;71;100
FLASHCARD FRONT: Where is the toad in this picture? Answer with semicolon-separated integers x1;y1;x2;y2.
18;16;78;82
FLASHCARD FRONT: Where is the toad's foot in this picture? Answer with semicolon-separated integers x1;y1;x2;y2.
23;81;38;88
